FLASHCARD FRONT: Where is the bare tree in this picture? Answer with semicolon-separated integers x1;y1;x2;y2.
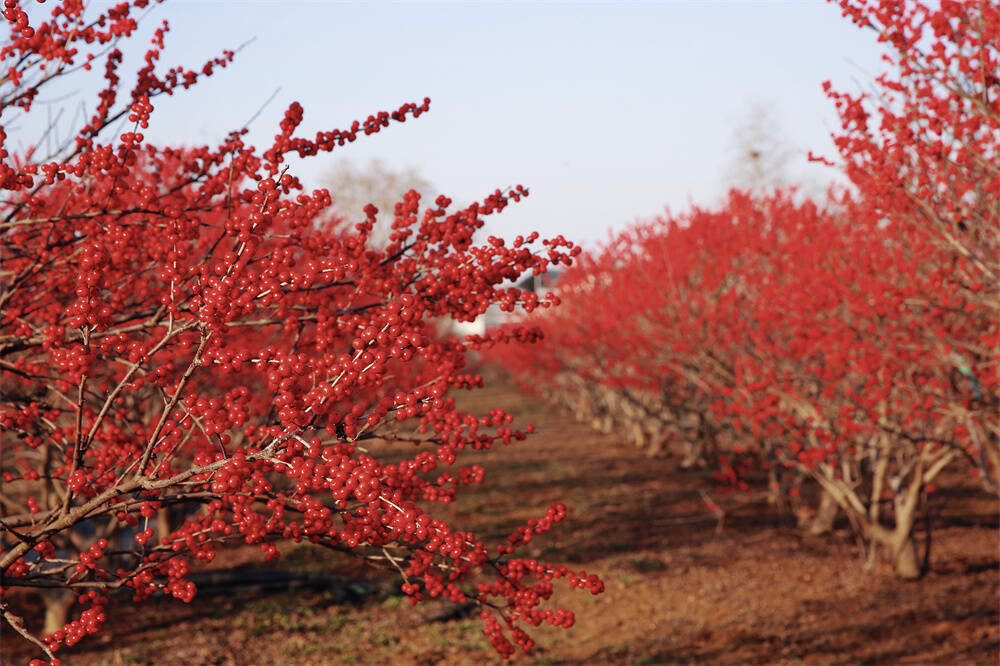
324;157;435;246
724;101;796;193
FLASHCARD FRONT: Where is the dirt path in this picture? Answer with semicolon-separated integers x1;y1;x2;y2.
3;377;998;665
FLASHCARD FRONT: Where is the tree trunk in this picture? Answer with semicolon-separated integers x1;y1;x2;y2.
808;489;840;535
768;467;785;512
888;530;921;580
42;589;75;636
680;438;703;469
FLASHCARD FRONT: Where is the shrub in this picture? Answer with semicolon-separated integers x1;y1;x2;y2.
0;2;600;662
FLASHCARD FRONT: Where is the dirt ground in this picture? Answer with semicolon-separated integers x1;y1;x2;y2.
3;375;998;665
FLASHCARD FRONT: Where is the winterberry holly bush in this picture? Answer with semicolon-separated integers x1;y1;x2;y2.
0;1;601;663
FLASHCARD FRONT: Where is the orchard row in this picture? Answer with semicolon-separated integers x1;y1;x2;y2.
491;0;998;580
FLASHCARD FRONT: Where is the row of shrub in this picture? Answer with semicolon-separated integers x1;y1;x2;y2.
490;0;999;579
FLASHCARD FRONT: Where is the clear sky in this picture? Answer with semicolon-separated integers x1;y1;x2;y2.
17;1;889;248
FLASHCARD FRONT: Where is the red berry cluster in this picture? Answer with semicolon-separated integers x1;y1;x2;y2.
38;592;108;655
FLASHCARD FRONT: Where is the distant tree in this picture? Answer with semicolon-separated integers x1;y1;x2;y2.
724;101;797;193
324;158;435;246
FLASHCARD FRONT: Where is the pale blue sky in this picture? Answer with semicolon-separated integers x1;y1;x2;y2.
17;1;887;247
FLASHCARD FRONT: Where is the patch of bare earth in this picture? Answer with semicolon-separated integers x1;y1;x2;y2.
3;374;997;665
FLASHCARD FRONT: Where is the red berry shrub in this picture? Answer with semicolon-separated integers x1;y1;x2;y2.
493;0;998;580
0;2;601;662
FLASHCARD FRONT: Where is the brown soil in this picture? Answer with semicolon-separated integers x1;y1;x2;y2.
3;376;998;665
